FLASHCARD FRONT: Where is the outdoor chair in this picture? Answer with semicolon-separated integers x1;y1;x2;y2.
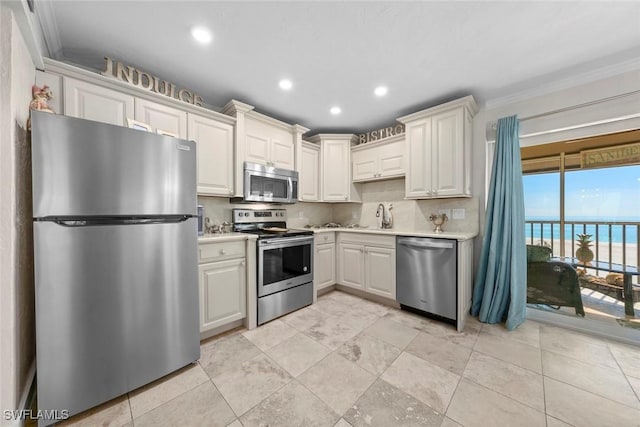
526;245;585;317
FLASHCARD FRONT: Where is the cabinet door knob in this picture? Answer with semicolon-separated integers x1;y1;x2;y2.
220;249;227;255
241;260;245;266
344;195;348;200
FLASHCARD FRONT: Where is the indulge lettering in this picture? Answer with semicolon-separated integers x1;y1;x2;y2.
101;57;204;106
358;124;405;144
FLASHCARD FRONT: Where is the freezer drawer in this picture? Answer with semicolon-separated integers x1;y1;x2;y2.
31;111;196;217
396;237;457;321
34;218;199;420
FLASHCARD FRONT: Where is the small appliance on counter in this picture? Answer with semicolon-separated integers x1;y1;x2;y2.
197;205;205;236
233;208;313;325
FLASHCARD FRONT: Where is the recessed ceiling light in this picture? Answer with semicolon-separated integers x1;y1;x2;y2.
330;106;341;115
191;26;212;44
374;86;388;97
279;79;293;90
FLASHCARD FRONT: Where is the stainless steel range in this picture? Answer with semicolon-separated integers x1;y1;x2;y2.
233;209;314;325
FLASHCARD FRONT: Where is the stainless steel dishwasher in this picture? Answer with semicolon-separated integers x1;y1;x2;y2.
396;236;457;322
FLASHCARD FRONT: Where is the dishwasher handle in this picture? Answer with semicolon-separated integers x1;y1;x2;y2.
397;238;455;249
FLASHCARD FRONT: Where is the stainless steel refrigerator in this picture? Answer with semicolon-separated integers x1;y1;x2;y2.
31;111;200;425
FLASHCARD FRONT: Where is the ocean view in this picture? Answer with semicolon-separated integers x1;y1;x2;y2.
525;218;640;245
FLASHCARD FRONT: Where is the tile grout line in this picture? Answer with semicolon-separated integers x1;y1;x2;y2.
128;362;210;422
543;374;640;413
236;298;386;422
540;322;549;427
455;322;547;416
606;341;640;405
538;340;640;410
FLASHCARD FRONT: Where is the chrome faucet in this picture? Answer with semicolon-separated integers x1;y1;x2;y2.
376;203;393;229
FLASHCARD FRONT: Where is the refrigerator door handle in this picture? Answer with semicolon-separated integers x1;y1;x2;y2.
54;216;192;227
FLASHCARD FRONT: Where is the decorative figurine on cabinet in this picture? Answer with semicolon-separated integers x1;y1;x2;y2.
27;84;55;131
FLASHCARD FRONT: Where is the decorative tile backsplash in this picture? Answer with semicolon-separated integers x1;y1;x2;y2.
197;178;479;233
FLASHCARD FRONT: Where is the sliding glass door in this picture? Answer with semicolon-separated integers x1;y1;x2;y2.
522;134;640;338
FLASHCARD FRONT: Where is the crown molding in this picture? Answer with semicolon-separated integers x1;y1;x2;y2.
292;124;310;134
222;99;255;116
485;57;640;110
351;133;404;152
396;95;477;124
245;109;297;131
5;0;45;68
33;0;62;60
306;134;359;145
43;58;236;125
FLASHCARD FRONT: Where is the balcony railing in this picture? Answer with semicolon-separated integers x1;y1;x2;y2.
525;220;640;285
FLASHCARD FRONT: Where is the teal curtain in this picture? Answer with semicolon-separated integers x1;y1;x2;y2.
471;115;526;330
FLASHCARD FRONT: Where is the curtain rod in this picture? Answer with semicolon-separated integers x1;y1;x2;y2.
489;89;640;129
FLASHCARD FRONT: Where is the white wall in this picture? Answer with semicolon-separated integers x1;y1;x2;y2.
332;178;479;233
0;4;36;424
197;197;334;230
198;180;480;234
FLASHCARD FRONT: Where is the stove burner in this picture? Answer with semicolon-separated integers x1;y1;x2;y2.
304;223;369;229
322;222;342;228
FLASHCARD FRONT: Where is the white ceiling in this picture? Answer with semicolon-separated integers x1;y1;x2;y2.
40;1;640;133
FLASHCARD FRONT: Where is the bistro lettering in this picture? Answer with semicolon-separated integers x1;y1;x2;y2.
101;57;204;106
358;124;404;144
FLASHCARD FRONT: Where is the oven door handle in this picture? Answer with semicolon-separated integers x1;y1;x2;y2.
259;236;314;247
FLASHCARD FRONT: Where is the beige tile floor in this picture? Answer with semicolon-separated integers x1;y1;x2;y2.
60;290;640;427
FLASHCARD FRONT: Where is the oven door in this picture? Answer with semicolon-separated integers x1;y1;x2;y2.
258;236;313;297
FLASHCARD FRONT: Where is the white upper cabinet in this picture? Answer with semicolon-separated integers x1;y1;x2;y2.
398;96;477;199
322;139;350;201
351;135;404;182
188;113;234;196
307;134;361;203
64;77;134;126
134;98;187;139
244;115;294;169
432;108;465;197
404;118;433;198
300;142;320;201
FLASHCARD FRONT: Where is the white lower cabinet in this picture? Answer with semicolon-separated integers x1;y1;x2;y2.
337;243;365;290
336;233;396;299
314;233;336;291
198;240;247;333
364;246;396;299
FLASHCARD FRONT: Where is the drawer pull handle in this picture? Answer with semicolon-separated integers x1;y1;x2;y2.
220;249;227;255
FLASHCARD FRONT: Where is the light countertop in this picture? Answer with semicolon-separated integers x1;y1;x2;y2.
199;229;477;242
311;227;477;241
198;232;258;243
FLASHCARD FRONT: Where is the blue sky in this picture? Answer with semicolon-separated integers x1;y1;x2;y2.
523;165;640;220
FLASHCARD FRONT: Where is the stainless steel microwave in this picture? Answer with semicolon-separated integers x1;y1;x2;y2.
236;161;298;204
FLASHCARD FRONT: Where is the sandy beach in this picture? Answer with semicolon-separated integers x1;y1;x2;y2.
530;239;638;276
